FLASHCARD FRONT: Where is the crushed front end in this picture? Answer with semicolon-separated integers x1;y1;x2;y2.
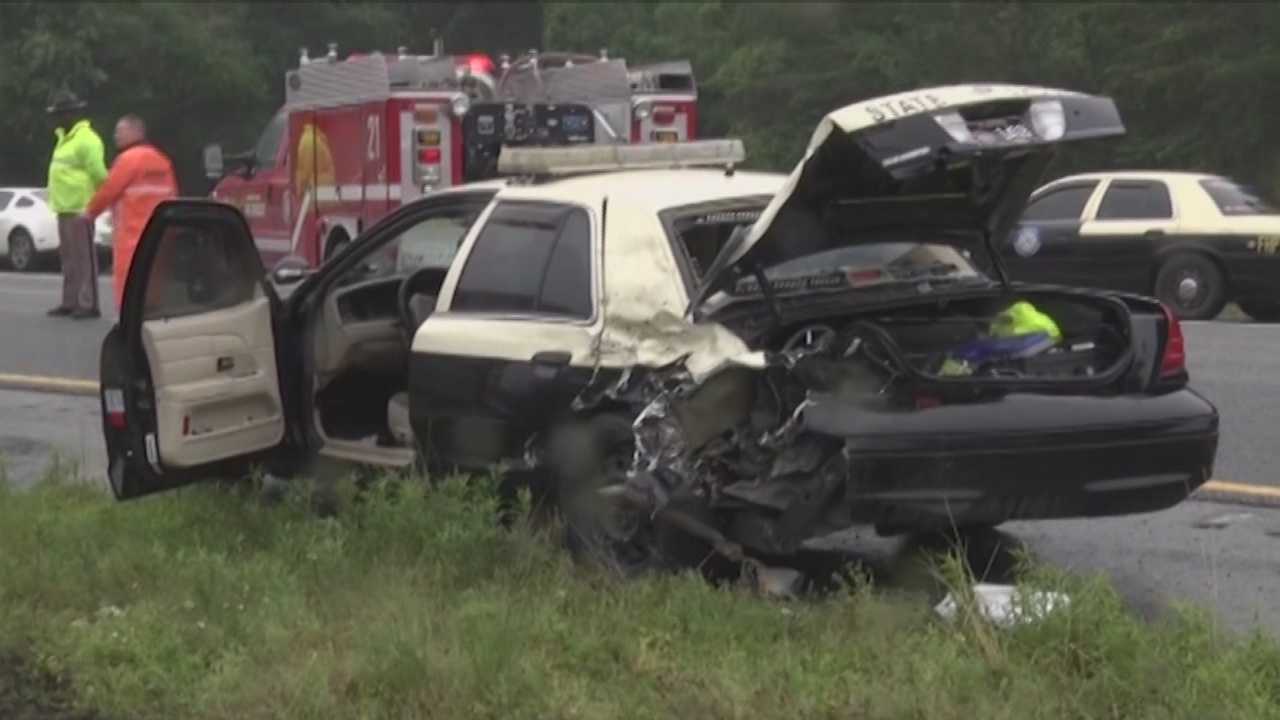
575;291;1217;564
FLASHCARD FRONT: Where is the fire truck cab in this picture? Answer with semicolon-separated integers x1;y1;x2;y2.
203;43;699;270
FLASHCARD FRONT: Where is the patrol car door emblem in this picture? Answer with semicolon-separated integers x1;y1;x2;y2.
1013;226;1041;257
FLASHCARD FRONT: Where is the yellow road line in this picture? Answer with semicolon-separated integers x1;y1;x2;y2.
1199;480;1280;501
0;372;99;397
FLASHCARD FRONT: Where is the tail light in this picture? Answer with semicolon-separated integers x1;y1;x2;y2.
1159;303;1186;379
652;106;676;126
418;147;442;164
104;387;126;429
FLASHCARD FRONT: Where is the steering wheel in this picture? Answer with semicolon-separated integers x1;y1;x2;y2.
397;266;449;347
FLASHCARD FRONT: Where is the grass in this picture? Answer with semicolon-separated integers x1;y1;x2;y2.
1;461;1279;720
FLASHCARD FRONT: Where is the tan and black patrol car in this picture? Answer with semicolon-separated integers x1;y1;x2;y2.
98;84;1218;574
1004;171;1280;321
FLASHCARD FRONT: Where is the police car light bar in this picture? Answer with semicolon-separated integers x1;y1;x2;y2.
496;139;745;177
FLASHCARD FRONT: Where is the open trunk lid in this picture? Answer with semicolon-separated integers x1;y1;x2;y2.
690;84;1125;312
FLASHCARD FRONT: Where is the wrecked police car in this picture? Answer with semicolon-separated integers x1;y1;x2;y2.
99;84;1218;574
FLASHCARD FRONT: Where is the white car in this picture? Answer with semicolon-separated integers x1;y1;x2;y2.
0;187;113;272
98;84;1216;574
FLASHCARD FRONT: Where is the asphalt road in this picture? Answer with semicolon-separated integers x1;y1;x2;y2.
0;270;1276;637
0;272;115;380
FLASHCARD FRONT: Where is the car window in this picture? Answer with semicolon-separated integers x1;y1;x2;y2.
0;191;13;211
336;202;488;288
537;209;593;318
254;112;287;170
142;219;261;321
1021;183;1096;221
1096;181;1173;220
15;196;35;209
1199;178;1279;216
451;202;594;319
661;199;771;290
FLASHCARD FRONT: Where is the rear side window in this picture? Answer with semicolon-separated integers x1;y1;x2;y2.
1096;181;1173;220
1022;184;1095;221
451;202;594;319
1199;178;1279;216
0;191;13;211
15;196;35;208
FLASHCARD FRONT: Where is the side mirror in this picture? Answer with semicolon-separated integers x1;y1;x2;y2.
271;259;313;286
202;144;224;180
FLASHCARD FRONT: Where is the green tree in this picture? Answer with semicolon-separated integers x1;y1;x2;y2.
0;2;541;192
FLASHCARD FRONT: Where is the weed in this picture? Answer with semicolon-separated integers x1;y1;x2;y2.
0;469;1277;719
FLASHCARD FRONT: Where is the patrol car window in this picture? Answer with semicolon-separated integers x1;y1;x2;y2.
141;219;261;321
0;192;13;211
15;196;35;209
1096;182;1173;220
537;209;593;319
1200;178;1279;216
254;112;287;170
452;202;594;319
1022;184;1095;221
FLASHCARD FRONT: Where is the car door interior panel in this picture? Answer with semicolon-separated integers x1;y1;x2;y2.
141;292;284;468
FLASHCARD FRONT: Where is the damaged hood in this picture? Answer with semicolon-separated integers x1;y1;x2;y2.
691;84;1125;309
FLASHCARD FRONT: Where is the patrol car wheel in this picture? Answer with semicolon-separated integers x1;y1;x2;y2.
546;415;737;579
546;415;659;576
1238;299;1280;323
1154;253;1226;320
7;229;38;272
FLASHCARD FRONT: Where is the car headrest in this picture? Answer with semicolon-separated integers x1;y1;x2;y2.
407;293;437;331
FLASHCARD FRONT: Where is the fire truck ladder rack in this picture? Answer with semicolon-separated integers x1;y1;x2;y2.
285;45;698;132
286;51;467;109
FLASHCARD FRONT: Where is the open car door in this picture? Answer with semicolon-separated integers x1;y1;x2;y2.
100;200;288;500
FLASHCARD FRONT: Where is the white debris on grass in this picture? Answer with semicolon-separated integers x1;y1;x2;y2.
934;583;1070;629
755;565;805;599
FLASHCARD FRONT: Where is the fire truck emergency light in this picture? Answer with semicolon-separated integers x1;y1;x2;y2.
496;139;745;177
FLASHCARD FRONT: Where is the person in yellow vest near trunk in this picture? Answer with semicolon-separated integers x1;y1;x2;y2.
45;89;107;319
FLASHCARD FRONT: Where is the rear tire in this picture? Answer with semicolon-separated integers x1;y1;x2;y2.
546;415;657;576
1238;299;1280;323
1154;253;1226;320
8;229;38;272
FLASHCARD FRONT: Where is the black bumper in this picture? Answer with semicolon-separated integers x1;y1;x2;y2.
803;389;1219;529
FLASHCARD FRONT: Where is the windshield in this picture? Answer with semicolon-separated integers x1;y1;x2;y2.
1200;178;1279;216
664;198;986;300
735;241;984;295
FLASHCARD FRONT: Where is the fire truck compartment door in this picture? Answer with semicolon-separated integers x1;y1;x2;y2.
109;200;285;496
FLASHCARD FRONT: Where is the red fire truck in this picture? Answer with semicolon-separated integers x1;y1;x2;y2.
203;42;700;270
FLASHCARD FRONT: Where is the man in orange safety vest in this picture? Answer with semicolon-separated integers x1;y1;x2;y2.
84;114;179;311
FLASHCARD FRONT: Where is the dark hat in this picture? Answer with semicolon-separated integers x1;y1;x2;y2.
45;88;87;115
